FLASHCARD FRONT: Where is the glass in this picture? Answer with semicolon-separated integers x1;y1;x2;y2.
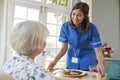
14;6;27;19
58;14;67;25
28;8;39;21
57;37;62;48
89;65;98;73
47;24;57;36
34;0;41;2
89;65;98;78
46;36;57;48
44;48;66;69
47;12;67;25
47;12;57;24
57;25;61;36
14;19;25;25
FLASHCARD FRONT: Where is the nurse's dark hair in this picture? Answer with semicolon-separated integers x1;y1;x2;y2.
70;2;90;31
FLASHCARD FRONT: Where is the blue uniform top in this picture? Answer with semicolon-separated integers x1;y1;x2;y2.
59;21;102;70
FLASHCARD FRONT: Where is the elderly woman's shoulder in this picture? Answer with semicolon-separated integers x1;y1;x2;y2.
30;63;50;74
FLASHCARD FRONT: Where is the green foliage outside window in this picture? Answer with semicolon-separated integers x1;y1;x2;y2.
49;0;68;23
49;0;68;6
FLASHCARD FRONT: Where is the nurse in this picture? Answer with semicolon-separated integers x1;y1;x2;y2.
48;2;105;76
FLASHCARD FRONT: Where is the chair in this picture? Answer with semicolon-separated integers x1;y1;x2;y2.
0;70;14;80
104;59;120;80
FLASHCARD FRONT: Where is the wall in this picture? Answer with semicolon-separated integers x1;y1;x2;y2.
0;0;2;40
0;0;3;68
92;0;120;59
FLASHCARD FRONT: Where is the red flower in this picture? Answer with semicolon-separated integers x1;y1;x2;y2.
104;47;112;52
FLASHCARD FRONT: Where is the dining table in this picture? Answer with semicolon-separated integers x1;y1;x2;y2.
49;68;106;80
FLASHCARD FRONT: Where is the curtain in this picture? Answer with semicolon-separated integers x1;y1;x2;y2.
0;0;15;68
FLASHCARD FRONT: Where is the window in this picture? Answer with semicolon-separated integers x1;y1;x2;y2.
45;11;67;68
14;1;40;25
81;0;92;21
14;0;70;69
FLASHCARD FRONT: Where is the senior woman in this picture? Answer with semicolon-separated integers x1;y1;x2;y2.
2;21;54;80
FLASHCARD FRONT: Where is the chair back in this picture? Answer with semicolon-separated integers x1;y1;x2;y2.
0;71;14;80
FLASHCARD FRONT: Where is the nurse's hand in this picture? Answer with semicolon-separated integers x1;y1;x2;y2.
97;62;106;77
47;61;56;71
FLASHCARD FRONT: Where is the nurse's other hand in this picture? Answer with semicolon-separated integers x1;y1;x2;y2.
97;63;106;77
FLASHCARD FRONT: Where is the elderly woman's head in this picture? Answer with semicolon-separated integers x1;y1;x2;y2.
10;21;49;55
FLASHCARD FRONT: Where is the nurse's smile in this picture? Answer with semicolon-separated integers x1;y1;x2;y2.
71;9;84;28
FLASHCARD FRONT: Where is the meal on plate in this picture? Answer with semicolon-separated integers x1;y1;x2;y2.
62;69;82;75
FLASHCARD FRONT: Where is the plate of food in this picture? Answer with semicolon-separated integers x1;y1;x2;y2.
61;69;87;77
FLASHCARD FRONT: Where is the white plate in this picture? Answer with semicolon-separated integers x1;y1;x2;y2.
53;69;87;77
62;69;87;77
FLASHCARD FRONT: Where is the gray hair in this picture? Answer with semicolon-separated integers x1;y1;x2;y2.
10;20;49;55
